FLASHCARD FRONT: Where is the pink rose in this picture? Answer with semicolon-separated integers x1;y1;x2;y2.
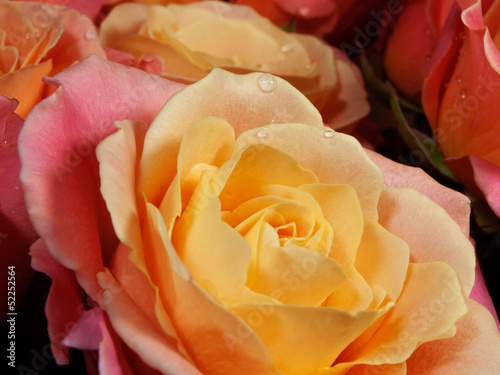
1;96;38;320
19;56;500;374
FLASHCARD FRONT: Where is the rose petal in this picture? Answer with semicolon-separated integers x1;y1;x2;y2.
138;68;323;205
62;308;135;375
230;301;392;375
366;149;471;236
406;298;500;374
469;257;500;328
19;56;184;299
13;0;105;20
0;61;52;118
234;124;384;222
332;262;467;372
377;187;475;297
97;271;202;375
30;239;84;365
445;155;500;217
134;203;278;374
0;96;37;319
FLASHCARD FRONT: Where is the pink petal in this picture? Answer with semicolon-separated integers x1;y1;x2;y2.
366;149;471;236
445;155;500;217
406;299;500;374
19;56;184;300
63;308;134;375
0;96;37;319
97;271;203;375
470;257;500;329
30;239;84;365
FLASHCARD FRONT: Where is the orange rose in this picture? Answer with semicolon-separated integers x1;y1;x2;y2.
383;0;455;99
422;0;500;216
19;56;500;373
0;1;105;118
100;1;369;129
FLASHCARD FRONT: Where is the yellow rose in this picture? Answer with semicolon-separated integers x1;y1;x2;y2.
21;58;500;374
100;1;368;129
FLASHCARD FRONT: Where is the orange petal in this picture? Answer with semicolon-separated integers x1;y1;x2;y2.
377;187;475;297
406;298;500;374
332;262;467;372
0;60;52;118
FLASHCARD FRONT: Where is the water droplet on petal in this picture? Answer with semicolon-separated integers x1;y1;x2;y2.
14;185;19;191
462;33;466;40
457;75;462;83
460;90;466;99
85;29;97;41
257;74;277;93
461;50;466;56
25;33;31;39
324;129;335;138
281;43;294;53
270;119;275;124
299;6;310;16
425;29;431;36
257;129;268;138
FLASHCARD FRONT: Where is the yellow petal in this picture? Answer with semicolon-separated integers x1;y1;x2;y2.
138;69;323;205
96;120;147;252
234;124;384;222
135;203;278;374
171;172;270;306
219;144;319;211
299;183;363;269
354;222;409;303
230;302;393;375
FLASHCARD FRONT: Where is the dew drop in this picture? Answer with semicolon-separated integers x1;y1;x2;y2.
257;73;277;93
424;29;431;36
257;129;268;138
281;43;294;53
460;90;466;99
457;75;462;84
25;33;31;39
299;6;310;16
14;185;19;191
85;29;97;41
324;129;335;138
270;119;275;124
